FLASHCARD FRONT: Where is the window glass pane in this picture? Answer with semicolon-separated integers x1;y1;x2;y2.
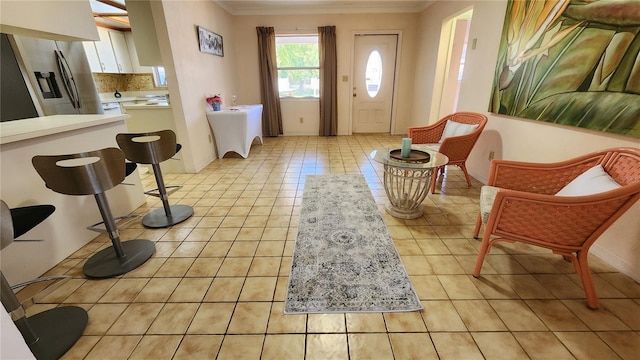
278;69;319;98
365;51;382;98
275;35;319;98
153;66;167;87
276;36;319;67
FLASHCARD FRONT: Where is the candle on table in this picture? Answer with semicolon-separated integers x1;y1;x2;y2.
401;137;412;158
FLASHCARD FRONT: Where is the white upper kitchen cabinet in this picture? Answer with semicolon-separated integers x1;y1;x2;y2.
127;0;163;66
0;1;98;41
94;27;118;72
94;28;133;73
125;32;153;74
82;42;102;73
109;30;133;73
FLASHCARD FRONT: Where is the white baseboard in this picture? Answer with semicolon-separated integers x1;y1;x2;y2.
590;244;640;283
283;131;318;136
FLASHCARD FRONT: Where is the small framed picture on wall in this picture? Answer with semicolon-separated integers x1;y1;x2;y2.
198;26;223;57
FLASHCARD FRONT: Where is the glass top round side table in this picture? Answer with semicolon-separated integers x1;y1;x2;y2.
370;146;449;219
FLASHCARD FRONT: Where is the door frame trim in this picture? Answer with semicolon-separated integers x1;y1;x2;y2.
430;6;474;123
348;30;403;135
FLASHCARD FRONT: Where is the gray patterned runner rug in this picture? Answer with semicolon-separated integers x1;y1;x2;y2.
284;174;423;314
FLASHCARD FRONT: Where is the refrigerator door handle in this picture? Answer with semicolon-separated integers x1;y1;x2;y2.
55;49;81;109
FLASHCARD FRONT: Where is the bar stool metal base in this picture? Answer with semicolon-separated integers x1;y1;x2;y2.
83;239;155;278
26;306;88;360
142;205;194;228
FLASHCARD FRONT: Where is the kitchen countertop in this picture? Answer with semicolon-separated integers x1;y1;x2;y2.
100;96;137;103
0;114;130;145
99;91;169;104
0;112;145;290
123;101;171;109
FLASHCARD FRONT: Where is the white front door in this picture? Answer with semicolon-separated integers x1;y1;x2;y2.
352;34;398;133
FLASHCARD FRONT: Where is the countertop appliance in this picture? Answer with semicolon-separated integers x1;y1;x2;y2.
1;33;102;122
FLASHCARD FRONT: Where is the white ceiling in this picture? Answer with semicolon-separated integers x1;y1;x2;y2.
89;1;434;30
215;1;434;15
90;0;129;30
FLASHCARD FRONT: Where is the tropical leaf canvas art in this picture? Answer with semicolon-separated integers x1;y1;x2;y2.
490;0;640;138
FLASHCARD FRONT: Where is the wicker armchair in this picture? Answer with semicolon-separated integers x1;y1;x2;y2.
407;112;488;193
473;147;640;309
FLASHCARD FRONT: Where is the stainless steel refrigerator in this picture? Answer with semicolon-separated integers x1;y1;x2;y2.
1;33;102;122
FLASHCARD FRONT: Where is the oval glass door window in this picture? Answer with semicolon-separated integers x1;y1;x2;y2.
365;50;382;97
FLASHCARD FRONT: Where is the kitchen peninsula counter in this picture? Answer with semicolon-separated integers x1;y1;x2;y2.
99;96;137;103
0;114;130;144
0;113;146;286
123;101;171;109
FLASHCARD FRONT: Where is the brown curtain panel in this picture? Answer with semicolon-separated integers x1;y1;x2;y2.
256;26;283;136
318;26;337;136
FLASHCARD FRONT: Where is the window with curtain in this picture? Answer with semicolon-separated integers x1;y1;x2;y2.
275;35;319;98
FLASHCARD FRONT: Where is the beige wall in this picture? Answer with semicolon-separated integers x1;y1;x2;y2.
154;2;421;162
439;19;469;117
155;0;639;280
155;0;239;171
231;12;420;136
414;0;640;280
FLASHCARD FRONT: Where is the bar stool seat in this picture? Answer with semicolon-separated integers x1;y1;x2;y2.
1;200;87;360
116;130;194;228
32;148;155;278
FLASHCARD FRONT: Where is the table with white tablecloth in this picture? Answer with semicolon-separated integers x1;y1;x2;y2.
206;104;263;159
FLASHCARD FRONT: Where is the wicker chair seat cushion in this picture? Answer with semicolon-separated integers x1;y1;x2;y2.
479;185;499;223
438;120;479;143
556;165;621;196
424;143;440;152
480;164;622;223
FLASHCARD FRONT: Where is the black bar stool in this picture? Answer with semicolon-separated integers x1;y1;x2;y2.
1;200;88;360
32;148;155;278
116;130;194;228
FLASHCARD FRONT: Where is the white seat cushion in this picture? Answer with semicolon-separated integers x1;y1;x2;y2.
439;120;479;143
556;165;621;196
424;143;440;152
480;165;621;223
480;185;500;223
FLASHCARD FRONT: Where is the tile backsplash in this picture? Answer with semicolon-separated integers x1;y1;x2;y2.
92;73;167;93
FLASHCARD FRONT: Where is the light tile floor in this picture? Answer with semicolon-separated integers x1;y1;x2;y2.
20;135;640;359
